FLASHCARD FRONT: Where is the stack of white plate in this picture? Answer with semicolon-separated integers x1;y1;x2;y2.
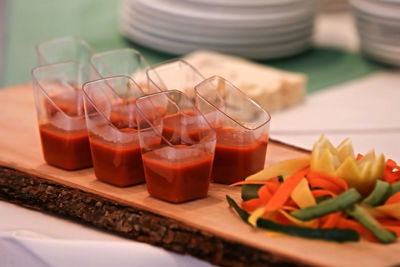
120;0;318;60
320;0;349;12
351;0;400;66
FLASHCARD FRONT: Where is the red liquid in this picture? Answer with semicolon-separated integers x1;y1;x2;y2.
39;123;92;170
212;128;268;184
45;90;86;117
162;113;202;144
89;128;144;187
39;90;92;170
142;146;213;203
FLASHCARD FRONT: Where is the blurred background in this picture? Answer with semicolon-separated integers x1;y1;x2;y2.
0;0;397;92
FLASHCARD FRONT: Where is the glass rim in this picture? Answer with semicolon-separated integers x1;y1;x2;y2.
31;60;86;119
194;75;271;131
35;35;94;65
89;47;151;79
81;75;146;134
146;59;205;91
135;89;216;148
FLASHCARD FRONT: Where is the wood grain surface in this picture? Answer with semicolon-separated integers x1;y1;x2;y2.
0;84;399;267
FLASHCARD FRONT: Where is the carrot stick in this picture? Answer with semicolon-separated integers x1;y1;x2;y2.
264;168;309;212
356;154;364;161
321;212;342;229
258;184;272;203
229;180;271;187
241;198;263;213
311;189;337;198
266;180;280;193
307;172;348;191
385;192;400;205
308;177;344;195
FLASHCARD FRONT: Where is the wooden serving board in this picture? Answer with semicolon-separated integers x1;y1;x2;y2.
0;84;399;267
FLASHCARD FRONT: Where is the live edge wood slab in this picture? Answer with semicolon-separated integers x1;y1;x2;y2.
0;84;399;267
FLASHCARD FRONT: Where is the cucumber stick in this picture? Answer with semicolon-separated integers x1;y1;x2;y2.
291;188;362;221
363;180;392;206
241;184;262;201
346;204;397;244
226;195;360;242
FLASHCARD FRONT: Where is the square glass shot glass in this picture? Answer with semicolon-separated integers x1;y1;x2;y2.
146;59;204;99
135;90;216;203
89;48;151;92
36;35;93;66
194;76;271;184
82;76;146;187
32;61;94;170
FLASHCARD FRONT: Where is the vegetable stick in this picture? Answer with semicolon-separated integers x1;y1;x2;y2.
311;189;337;198
241;198;263;213
230;180;273;187
308;177;344;195
264;168;309;212
321;212;342;229
258;185;272;203
385;192;400;205
383;226;400;237
307;172;348;191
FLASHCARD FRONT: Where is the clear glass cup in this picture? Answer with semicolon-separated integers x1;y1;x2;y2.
36;36;94;83
36;35;93;66
194;76;271;184
135;90;216;203
82;75;146;187
90;48;151;93
31;61;94;170
146;59;205;100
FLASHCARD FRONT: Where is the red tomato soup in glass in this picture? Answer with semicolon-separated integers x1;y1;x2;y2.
212;128;268;184
142;145;213;203
39;91;92;170
161;112;201;144
88;102;145;187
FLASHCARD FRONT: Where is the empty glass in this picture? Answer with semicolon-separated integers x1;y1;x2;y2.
32;61;94;170
82;75;146;187
146;59;204;99
135;90;216;203
90;48;151;92
194;76;271;184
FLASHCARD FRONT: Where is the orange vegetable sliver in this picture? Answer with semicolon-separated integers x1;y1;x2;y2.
229;180;272;187
321;212;342;229
307;172;348;191
258;184;272;203
264;168;309;212
356;154;364;161
385;192;400;205
307;177;343;195
241;198;263;213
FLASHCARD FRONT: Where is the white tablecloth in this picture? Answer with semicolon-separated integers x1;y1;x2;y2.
0;201;212;267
